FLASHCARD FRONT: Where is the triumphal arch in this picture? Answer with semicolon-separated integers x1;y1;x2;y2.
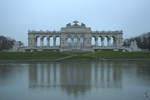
27;21;123;51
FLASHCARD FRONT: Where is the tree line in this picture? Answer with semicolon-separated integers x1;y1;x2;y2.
0;36;15;51
124;32;150;50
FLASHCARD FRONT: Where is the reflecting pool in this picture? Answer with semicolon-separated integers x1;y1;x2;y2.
0;61;150;100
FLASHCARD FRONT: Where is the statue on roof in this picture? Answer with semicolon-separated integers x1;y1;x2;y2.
66;23;71;27
81;23;86;27
73;20;79;26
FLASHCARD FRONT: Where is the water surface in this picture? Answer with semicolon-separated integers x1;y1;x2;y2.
0;61;150;100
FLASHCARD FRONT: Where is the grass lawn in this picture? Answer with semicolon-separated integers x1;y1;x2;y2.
0;51;69;60
0;51;150;60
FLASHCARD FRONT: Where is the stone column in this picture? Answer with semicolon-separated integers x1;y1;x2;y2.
107;37;110;47
101;37;104;47
118;38;123;48
87;37;91;47
77;38;80;49
83;37;85;48
115;39;118;48
28;35;35;48
47;37;50;47
40;37;44;47
60;33;65;49
120;38;123;47
88;37;92;47
71;38;73;48
83;37;86;48
53;37;56;46
117;39;120;48
65;38;67;47
35;37;37;47
95;37;98;47
28;34;33;48
28;38;31;47
32;37;36;47
113;38;115;47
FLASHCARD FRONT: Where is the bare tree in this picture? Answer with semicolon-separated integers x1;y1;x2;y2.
0;36;15;51
123;32;150;50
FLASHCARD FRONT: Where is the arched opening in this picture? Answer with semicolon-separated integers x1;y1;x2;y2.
73;37;78;43
36;36;40;47
98;37;102;46
56;37;60;46
91;37;96;46
50;37;54;47
104;37;108;47
43;37;47;46
67;38;72;43
110;37;114;46
80;37;84;43
67;37;72;47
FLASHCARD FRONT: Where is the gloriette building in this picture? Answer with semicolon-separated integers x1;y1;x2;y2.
27;21;123;52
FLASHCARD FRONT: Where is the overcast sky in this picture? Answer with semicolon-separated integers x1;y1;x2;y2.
0;0;150;45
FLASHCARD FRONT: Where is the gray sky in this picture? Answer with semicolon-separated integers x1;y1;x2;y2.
0;0;150;45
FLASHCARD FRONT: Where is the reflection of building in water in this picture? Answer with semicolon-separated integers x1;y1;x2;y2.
91;62;122;88
28;62;122;95
29;63;60;88
59;63;92;96
134;62;150;86
119;61;150;86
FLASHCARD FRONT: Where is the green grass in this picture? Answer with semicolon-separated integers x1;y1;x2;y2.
86;51;150;59
66;51;150;60
0;51;150;60
0;51;69;60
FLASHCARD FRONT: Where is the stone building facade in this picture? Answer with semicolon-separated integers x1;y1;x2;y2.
27;21;123;51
